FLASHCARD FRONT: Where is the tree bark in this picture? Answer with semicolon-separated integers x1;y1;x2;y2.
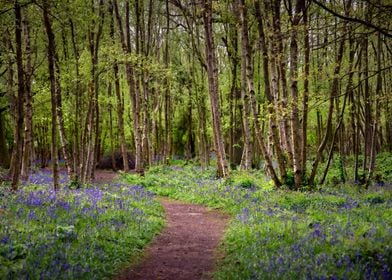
255;0;287;181
69;18;81;179
113;0;144;174
0;110;9;168
237;0;252;170
42;0;59;190
164;0;172;164
109;3;129;171
11;0;25;191
289;0;304;188
21;9;33;180
202;0;229;178
302;1;310;177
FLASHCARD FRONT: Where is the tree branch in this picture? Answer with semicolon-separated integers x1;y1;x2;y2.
312;0;392;38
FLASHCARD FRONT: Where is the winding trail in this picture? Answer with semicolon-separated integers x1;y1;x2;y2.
116;198;229;280
93;169;229;279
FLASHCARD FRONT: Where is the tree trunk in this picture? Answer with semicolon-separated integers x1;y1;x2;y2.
289;0;304;188
113;0;144;174
309;15;349;185
202;0;229;178
164;0;172;164
11;0;25;191
69;18;81;180
237;0;252;170
0;110;9;168
366;30;382;186
109;4;129;171
302;2;310;177
42;0;59;190
107;83;117;170
255;0;287;181
21;10;33;180
271;0;293;167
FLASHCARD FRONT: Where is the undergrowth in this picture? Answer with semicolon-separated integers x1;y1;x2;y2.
0;171;164;279
124;164;392;279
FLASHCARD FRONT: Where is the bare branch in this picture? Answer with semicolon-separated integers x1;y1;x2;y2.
312;0;392;38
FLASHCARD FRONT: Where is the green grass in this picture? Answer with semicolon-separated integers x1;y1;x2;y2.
123;164;392;279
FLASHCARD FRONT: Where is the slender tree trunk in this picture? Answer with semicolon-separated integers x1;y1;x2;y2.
11;1;25;191
302;2;310;177
164;0;172;164
109;4;128;171
363;42;372;174
237;0;252;170
3;31;14;170
84;0;104;181
113;0;144;174
127;2;143;174
366;30;382;186
202;0;229;177
43;0;59;190
21;10;33;180
255;0;287;180
289;0;304;188
92;0;105;179
271;0;293;167
69;18;81;180
309;18;349;185
55;54;73;176
0;110;9;168
107;83;117;170
320;90;350;185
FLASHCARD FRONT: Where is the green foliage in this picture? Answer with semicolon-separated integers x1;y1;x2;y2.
283;170;295;188
319;153;392;186
374;152;392;183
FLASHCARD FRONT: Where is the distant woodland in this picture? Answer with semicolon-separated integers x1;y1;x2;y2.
0;0;391;189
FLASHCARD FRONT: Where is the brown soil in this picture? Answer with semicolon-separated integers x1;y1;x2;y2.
115;198;229;280
93;169;119;183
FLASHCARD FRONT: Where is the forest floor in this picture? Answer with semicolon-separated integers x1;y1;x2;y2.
115;197;229;280
92;169;119;183
91;169;230;280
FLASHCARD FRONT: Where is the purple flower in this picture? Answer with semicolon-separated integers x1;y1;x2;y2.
28;210;36;220
0;235;10;244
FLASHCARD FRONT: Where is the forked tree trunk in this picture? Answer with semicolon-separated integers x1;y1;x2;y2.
271;0;293;168
255;0;287;181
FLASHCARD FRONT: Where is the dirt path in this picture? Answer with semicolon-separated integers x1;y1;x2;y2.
116;198;229;280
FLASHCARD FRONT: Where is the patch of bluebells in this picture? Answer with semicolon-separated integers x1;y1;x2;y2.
0;172;164;279
125;165;392;279
223;194;391;279
23;169;69;187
